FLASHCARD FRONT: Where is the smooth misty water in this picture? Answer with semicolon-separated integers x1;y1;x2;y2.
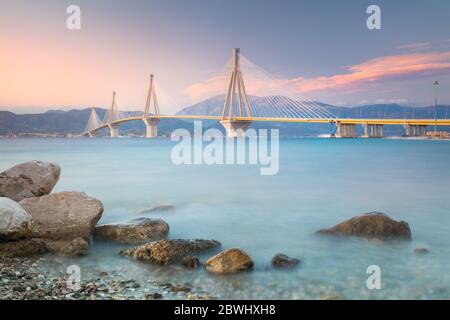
1;137;450;299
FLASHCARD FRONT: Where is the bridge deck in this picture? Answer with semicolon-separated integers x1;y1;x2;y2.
82;115;450;136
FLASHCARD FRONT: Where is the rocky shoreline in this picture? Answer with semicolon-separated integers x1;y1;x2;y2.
0;256;215;300
1;160;424;300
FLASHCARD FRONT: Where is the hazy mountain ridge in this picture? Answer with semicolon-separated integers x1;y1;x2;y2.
1;99;449;136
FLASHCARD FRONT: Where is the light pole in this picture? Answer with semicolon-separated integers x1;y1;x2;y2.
433;81;439;133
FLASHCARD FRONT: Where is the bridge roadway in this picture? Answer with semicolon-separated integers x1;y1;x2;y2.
83;115;450;136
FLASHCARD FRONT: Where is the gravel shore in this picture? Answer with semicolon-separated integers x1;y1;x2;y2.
0;256;214;300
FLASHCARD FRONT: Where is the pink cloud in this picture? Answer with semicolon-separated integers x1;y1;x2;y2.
397;42;431;50
184;51;450;100
295;51;450;93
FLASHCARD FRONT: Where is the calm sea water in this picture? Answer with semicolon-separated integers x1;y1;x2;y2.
1;137;450;299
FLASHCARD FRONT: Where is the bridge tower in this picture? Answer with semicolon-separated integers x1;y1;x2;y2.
107;92;120;138
143;74;160;138
220;48;252;137
85;108;102;137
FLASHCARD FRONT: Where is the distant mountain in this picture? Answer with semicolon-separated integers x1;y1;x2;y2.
1;99;449;137
0;108;192;136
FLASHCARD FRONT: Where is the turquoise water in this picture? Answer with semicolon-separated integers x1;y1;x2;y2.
1;137;450;299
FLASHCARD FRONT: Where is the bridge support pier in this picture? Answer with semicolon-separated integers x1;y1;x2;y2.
88;131;94;138
336;123;357;138
143;118;160;138
408;125;427;137
362;124;383;138
405;124;410;137
220;120;252;138
108;124;120;138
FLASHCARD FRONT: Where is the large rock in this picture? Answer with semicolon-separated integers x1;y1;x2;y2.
316;212;412;240
271;254;301;268
20;191;103;242
204;248;254;274
0;238;48;257
0;197;33;240
120;239;221;265
94;218;169;244
0;161;61;202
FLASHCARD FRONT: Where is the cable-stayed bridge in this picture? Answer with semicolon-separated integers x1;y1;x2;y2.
81;48;450;138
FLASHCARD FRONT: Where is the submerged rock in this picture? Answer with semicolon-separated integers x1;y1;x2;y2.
204;248;254;274
316;212;412;241
120;239;221;265
94;218;169;244
271;254;301;268
0;238;48;257
182;256;200;269
0;161;61;202
59;238;89;257
414;247;430;254
0;197;33;241
20;191;103;242
137;204;175;214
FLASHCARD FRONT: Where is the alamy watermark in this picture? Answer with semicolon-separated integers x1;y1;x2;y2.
366;5;381;30
170;121;279;176
66;265;81;291
66;5;81;30
366;265;381;290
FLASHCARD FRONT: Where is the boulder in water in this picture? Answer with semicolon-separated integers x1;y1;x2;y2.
20;191;103;242
414;247;430;254
120;239;220;265
182;256;200;268
0;161;60;202
204;248;254;274
316;212;412;240
271;254;301;268
94;218;169;244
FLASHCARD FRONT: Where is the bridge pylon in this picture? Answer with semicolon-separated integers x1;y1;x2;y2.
220;48;252;137
106;91;121;138
143;74;160;138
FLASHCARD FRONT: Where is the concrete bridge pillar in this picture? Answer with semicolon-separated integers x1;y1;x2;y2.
362;123;369;138
362;124;383;138
377;124;384;138
143;118;160;138
420;125;428;136
220;120;252;138
405;124;410;137
88;131;94;138
108;124;120;138
336;123;357;138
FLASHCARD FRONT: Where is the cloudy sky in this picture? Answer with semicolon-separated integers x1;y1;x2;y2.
1;0;450;113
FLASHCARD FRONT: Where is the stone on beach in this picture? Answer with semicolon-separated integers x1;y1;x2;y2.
0;161;61;202
0;197;33;241
94;218;169;244
19;191;103;242
59;238;89;257
316;212;412;241
271;254;301;268
204;248;254;274
120;239;221;265
0;238;48;257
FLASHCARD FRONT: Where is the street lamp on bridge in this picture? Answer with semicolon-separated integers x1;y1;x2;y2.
434;80;439;133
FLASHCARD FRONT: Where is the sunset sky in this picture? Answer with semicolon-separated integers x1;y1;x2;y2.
1;0;450;113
